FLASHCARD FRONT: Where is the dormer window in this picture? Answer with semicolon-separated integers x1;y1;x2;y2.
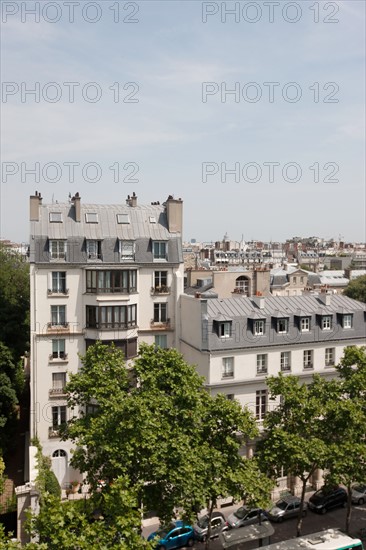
342;314;353;329
300;317;311;332
86;240;102;260
321;316;332;330
153;241;167;261
49;240;67;260
85;212;98;223
277;318;288;334
254;319;265;336
49;212;62;222
120;240;134;261
214;320;232;338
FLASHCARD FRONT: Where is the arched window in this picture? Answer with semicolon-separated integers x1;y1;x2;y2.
52;449;66;458
235;276;250;296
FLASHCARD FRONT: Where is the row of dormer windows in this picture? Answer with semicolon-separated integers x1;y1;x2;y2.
215;313;354;338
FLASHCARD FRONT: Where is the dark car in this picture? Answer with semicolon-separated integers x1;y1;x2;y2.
266;496;307;523
308;486;347;514
193;511;227;542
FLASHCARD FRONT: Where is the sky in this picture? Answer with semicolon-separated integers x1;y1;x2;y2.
1;0;365;244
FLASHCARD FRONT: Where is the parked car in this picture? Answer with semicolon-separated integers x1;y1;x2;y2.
226;506;267;529
351;483;366;505
266;495;306;523
308;486;347;514
193;511;227;542
147;521;194;549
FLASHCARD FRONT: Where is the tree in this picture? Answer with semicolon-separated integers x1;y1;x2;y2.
64;342;271;534
198;394;273;547
256;373;328;537
0;244;30;360
343;274;366;303
319;346;366;534
0;343;20;453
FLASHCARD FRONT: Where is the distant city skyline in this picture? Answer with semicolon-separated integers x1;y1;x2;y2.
1;1;365;243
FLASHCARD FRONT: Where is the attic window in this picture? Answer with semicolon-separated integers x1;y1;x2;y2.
85;212;98;223
117;214;130;224
149;216;156;224
49;212;62;223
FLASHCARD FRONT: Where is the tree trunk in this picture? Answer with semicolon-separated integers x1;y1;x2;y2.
205;499;215;550
296;478;307;537
345;484;352;535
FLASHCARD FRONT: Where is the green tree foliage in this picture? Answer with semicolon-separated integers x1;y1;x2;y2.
64;342;270;532
320;346;366;534
343;274;366;303
256;373;328;537
0;343;20;453
0;244;30;360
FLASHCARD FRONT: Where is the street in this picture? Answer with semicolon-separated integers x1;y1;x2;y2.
143;500;366;549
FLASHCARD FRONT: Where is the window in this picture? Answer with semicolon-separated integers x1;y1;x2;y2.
325;347;335;366
303;350;313;369
86;270;137;293
86;240;102;260
52;405;66;429
51;372;66;392
155;334;168;349
49;240;66;260
153;303;167;323
120;240;134;261
235;276;249;295
85;212;98;223
149;216;156;224
154;271;168;290
300;317;311;332
254;320;265;336
342;314;353;329
86;305;137;329
49;212;62;222
222;357;234;378
50;305;66;326
280;351;291;372
321;316;332;330
51;272;66;293
85;338;137;359
256;354;267;374
52;449;66;457
277;318;288;333
300;276;304;283
217;321;232;338
293;277;297;284
52;339;65;359
117;213;130;224
226;394;235;401
256;390;267;420
153;241;167;260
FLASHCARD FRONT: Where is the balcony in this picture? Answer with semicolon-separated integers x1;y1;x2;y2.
150;318;171;329
303;363;314;370
232;287;248;295
49;353;68;362
49;387;67;398
222;372;234;379
48;288;69;296
257;368;268;375
325;361;335;367
47;322;70;333
48;426;61;438
281;366;291;372
151;285;171;295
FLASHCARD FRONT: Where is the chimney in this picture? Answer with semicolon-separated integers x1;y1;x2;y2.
166;195;183;233
252;295;266;309
126;192;137;207
30;191;42;221
318;293;331;306
72;192;81;222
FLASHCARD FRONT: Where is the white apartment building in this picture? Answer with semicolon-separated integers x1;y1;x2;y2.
179;292;366;495
29;192;184;486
